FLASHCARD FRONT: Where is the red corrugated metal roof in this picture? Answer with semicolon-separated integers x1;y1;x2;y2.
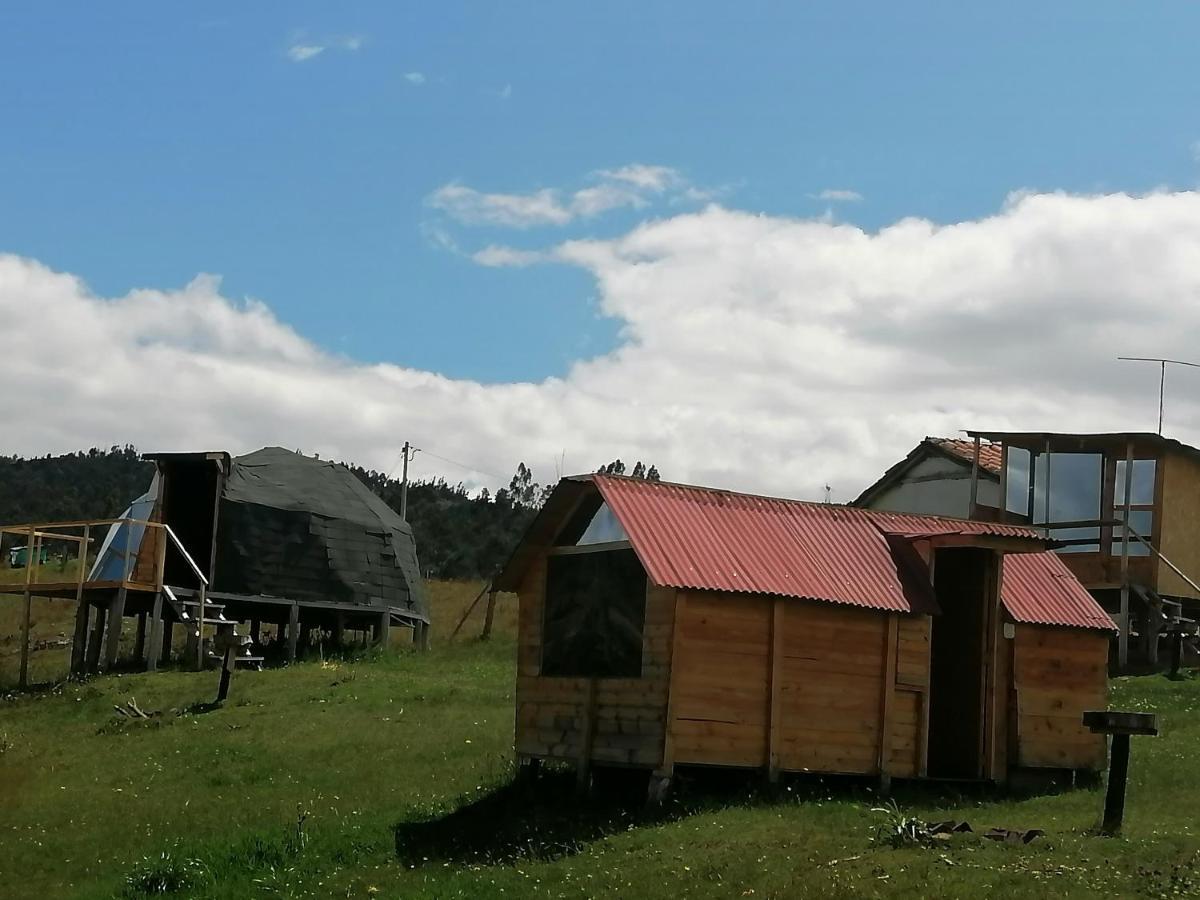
591;475;1114;631
1001;552;1117;632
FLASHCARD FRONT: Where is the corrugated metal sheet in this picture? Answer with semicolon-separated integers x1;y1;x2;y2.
592;475;1113;631
1001;552;1117;633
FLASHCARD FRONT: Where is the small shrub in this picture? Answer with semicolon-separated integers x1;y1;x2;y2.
122;851;210;896
870;800;937;849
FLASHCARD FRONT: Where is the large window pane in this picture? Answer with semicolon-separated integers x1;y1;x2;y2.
1115;459;1157;506
542;548;646;677
1116;509;1153;557
1006;447;1030;516
577;502;629;545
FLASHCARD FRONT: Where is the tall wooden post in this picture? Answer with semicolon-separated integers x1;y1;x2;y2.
1119;441;1134;670
287;603;299;663
133;613;148;662
160;620;174;666
377;610;391;648
18;526;37;690
146;530;167;673
968;435;981;520
70;525;91;675
1103;734;1131;835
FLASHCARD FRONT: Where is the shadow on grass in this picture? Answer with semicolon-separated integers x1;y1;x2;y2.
395;764;1099;868
394;767;691;866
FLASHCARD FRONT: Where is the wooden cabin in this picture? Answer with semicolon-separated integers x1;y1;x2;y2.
495;475;1115;792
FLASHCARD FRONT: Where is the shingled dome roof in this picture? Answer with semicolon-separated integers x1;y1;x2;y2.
206;447;428;622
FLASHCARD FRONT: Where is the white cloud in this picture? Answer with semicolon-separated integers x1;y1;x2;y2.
339;36;364;51
287;44;325;63
471;245;546;267
428;164;695;228
818;189;863;202
498;83;512;100
6;190;1200;501
404;71;426;85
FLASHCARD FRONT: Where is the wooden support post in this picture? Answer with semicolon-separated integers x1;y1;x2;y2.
251;618;263;645
146;591;164;672
651;592;687;804
413;620;430;652
134;612;147;662
377;610;391;648
766;598;784;783
102;585;128;671
576;678;598;793
968;435;981;520
70;525;91;676
287;603;299;663
331;613;343;647
216;646;236;704
18;526;37;690
160;620;174;666
71;599;91;675
481;590;498;641
877;614;899;791
1170;631;1184;679
86;606;106;673
1102;734;1131;835
1119;441;1134;670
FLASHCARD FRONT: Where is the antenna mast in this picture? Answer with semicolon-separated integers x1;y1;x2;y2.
1118;357;1200;434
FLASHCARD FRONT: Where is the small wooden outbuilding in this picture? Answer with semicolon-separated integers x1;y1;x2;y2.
495;475;1116;791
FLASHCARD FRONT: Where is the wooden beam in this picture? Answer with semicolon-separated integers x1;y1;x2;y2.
767;597;785;782
133;612;147;662
877;614;899;786
376;609;390;648
481;589;498;640
918;615;932;777
984;553;1003;781
146;591;164;672
70;598;91;675
546;540;632;557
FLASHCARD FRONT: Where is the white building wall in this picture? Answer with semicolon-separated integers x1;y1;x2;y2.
867;456;1000;519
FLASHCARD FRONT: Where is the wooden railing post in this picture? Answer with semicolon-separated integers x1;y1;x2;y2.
18;525;37;690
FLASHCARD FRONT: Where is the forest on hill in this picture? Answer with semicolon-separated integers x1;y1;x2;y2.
0;447;657;580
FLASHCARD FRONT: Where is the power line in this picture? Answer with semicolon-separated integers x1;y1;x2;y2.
410;447;507;482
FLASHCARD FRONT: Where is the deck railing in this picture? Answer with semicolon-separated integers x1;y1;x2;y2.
0;517;211;685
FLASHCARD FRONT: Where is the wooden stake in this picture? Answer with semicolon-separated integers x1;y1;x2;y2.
481;589;498;641
877;614;899;788
377;610;390;648
86;606;106;672
134;612;147;662
70;525;91;675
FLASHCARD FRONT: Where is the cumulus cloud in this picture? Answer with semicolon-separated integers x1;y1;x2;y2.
819;188;863;202
471;245;546;267
428;164;695;229
404;71;426;85
5;190;1200;501
287;44;325;63
286;34;364;63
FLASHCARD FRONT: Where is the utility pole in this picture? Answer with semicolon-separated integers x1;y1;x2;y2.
399;442;419;521
1118;356;1200;434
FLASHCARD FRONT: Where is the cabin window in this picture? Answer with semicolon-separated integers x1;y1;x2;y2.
541;548;646;678
1113;459;1155;557
1039;452;1103;553
555;498;630;546
1005;448;1030;518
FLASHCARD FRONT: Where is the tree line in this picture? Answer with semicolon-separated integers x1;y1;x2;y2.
0;448;661;580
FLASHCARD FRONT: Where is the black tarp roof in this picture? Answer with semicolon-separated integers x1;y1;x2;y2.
211;447;428;623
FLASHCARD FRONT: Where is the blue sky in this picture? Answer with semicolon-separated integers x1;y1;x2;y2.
4;2;1199;386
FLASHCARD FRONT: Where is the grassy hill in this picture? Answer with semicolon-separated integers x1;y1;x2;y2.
1;583;1198;898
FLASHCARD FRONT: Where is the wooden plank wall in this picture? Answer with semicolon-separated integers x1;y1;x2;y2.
1013;624;1108;770
514;553;676;767
669;592;931;777
1156;448;1200;599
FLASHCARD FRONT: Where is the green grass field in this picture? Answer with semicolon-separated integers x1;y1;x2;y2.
1;579;1198;899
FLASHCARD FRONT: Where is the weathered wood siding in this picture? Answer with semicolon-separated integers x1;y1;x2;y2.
668;592;930;777
1013;624;1108;770
1156;449;1200;600
514;553;677;767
